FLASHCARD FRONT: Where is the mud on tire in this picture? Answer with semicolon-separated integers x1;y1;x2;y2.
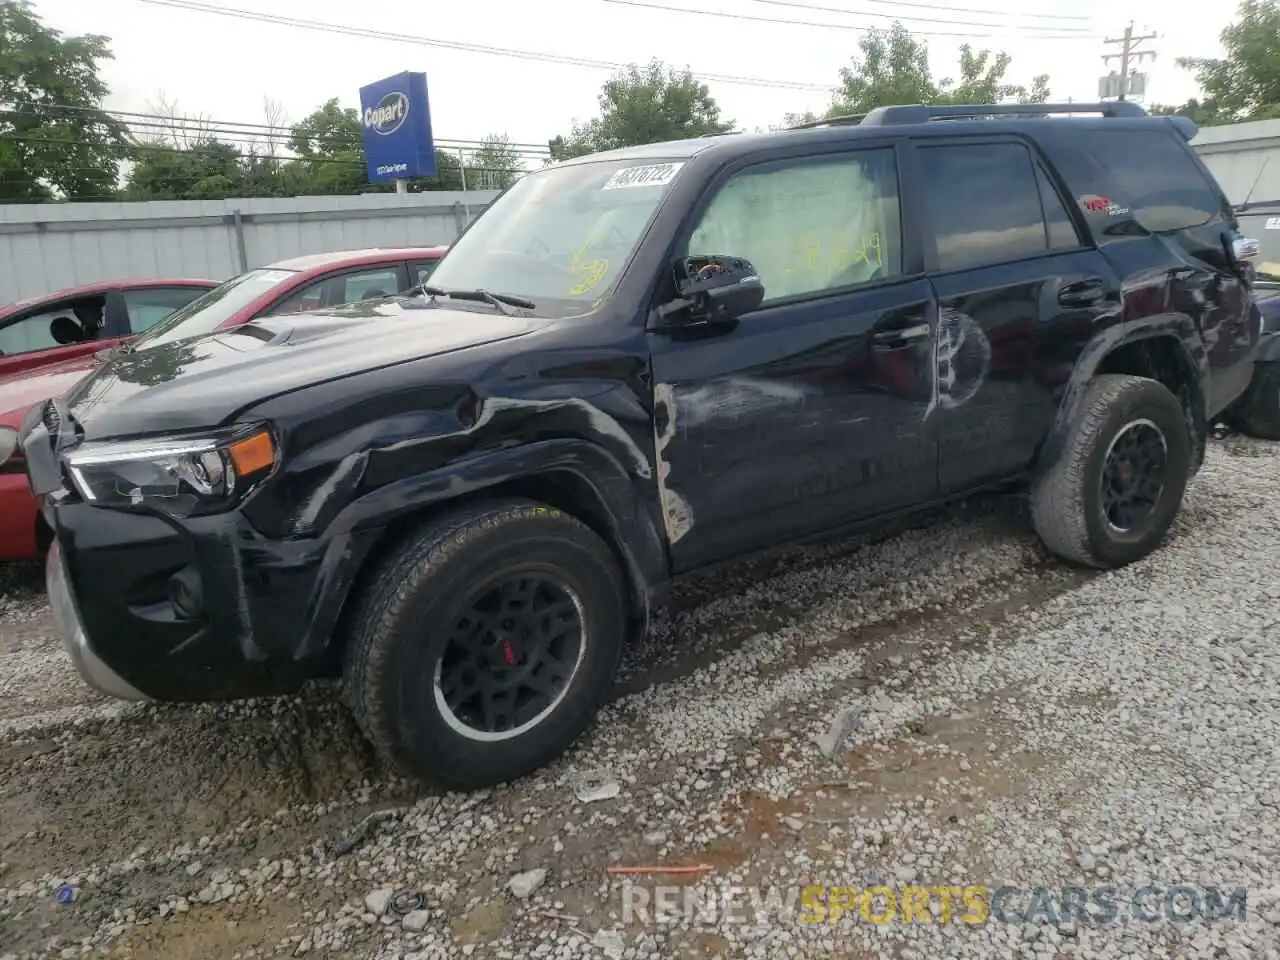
342;498;628;791
1030;374;1192;569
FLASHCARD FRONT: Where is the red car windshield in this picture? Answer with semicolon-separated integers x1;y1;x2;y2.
132;268;297;350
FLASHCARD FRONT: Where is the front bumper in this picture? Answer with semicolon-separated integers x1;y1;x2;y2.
46;541;148;701
23;402;381;702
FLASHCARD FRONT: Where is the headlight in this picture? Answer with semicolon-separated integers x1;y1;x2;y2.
65;425;277;517
0;427;16;468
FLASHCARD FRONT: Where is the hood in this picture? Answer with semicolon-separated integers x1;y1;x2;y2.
63;298;542;439
0;353;100;424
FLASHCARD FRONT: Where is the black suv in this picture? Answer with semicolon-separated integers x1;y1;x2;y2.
22;101;1266;790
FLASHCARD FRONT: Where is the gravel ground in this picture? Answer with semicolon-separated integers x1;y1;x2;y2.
1;436;1278;959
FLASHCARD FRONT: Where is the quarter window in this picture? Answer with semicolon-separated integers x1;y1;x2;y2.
1084;128;1227;233
684;149;903;303
920;142;1049;271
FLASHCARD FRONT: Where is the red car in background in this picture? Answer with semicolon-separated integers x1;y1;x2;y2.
0;246;447;561
0;277;219;378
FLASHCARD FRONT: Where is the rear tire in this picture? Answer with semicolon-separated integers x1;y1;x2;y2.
1030;374;1191;569
342;499;627;791
1230;361;1280;441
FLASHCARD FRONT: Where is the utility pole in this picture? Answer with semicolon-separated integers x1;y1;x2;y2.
1102;22;1157;101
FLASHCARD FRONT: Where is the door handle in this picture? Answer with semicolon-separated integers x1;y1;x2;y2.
873;322;931;346
1058;277;1106;307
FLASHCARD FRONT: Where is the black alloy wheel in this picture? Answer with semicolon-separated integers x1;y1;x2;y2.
1098;418;1168;534
435;573;586;742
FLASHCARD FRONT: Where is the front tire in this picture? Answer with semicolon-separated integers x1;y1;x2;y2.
1230;360;1280;441
342;499;628;791
1030;374;1191;569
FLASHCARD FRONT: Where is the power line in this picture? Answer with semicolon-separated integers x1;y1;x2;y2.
129;0;835;91
748;0;1089;22
4;104;554;152
604;0;1093;36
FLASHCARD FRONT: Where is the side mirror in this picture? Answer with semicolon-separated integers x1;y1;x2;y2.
654;255;764;328
1225;231;1260;279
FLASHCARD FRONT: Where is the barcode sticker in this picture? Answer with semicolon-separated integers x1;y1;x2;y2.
602;162;685;190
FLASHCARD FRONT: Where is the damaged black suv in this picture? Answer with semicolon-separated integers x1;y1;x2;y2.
23;101;1267;790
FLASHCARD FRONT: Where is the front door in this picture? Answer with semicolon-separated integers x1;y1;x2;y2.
647;145;940;572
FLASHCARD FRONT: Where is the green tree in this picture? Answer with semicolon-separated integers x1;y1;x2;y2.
123;137;243;200
283;98;466;194
550;60;733;160
1159;1;1280;123
0;0;129;202
825;23;1049;119
466;133;524;189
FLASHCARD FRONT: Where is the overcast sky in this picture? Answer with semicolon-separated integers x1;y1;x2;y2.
33;0;1234;157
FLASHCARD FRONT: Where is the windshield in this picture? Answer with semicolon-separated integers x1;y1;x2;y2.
426;158;687;314
132;268;297;349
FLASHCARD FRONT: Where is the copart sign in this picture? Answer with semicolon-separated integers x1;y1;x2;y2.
358;71;437;183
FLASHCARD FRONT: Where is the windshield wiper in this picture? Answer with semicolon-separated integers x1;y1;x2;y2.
420;285;535;315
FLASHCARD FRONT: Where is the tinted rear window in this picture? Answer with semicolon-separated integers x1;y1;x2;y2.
919;142;1049;271
1085;129;1227;233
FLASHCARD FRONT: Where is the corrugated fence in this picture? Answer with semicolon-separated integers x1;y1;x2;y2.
0;190;500;303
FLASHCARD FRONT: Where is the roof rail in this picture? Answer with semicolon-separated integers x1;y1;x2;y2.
788;113;866;130
860;101;1149;125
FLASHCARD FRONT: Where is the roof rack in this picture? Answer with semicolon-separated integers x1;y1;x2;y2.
788;113;866;131
860;101;1149;125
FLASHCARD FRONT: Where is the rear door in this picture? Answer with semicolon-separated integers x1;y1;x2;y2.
911;136;1121;494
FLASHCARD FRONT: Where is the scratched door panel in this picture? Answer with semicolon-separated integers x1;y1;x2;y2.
913;138;1115;492
649;277;939;572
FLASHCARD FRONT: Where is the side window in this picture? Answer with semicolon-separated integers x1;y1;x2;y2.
1035;164;1081;251
411;260;439;285
684;149;903;303
340;268;400;304
122;286;209;333
1084;129;1226;233
920;142;1048;271
266;278;329;316
0;295;106;355
0;312;63;355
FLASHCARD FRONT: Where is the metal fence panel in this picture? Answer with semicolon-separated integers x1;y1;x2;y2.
0;191;497;303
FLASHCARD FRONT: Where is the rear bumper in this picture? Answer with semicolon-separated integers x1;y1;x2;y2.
46;541;148;700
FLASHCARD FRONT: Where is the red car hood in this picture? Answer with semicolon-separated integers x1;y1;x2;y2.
0;353;100;424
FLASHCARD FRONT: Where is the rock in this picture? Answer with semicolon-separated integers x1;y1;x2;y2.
402;909;432;932
893;865;918;883
572;773;621;804
507;868;547;900
782;817;804;831
815;706;865;759
364;888;394;916
593;928;626;960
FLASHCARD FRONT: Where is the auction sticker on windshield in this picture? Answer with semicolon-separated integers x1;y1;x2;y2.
602;162;685;190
